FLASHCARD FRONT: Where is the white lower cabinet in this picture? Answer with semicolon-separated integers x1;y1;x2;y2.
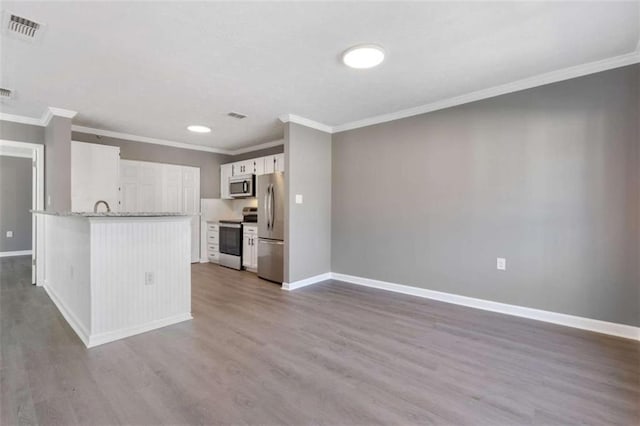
242;225;258;271
206;223;219;263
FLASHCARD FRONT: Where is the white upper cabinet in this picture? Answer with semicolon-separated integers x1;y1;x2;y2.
221;151;284;199
71;141;120;212
263;153;285;174
233;160;254;176
220;164;233;199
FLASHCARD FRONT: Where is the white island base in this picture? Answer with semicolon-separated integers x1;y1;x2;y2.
36;212;192;348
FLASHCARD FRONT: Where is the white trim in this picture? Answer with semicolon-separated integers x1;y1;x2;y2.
43;282;91;346
282;272;332;291
87;313;192;348
0;250;32;257
230;139;284;155
331;273;640;341
0;113;42;126
333;50;640;133
0;149;31;158
71;125;231;154
0;139;44;286
0;114;283;156
279;114;333;134
42;107;77;126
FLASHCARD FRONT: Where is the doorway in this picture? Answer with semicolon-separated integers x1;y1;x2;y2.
0;140;44;285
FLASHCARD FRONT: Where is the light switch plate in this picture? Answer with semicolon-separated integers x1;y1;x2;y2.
497;257;506;271
6;231;13;238
295;194;303;204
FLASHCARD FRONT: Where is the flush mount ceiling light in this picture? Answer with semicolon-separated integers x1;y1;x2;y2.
187;125;211;133
342;44;385;69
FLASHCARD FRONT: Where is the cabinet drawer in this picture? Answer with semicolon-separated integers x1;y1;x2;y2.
243;226;257;234
207;233;219;244
208;252;220;263
207;244;219;254
207;224;219;232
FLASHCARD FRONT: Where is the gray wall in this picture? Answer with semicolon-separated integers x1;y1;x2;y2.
72;133;230;199
0;120;45;144
45;116;72;211
332;65;640;327
229;144;283;162
285;122;332;283
0;156;32;252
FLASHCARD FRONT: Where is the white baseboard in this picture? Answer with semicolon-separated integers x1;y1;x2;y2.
282;272;332;291
331;272;640;341
43;282;91;346
44;280;192;348
87;313;193;348
0;250;32;258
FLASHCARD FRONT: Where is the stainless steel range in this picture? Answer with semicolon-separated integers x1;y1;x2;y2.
218;220;243;270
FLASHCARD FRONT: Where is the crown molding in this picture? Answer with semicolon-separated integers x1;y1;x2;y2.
333;50;640;133
279;114;333;133
229;138;284;156
42;107;78;126
71;125;232;154
0;112;43;126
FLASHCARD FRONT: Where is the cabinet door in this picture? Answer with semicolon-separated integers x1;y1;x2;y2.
163;165;183;212
251;236;258;269
264;156;275;174
253;157;265;175
275;153;285;172
71;141;120;212
235;160;252;176
120;161;139;212
220;164;232;199
242;233;252;268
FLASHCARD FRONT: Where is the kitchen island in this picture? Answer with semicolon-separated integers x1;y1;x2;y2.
33;211;193;347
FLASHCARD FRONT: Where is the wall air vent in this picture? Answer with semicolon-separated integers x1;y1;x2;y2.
2;11;44;42
228;112;247;119
0;87;13;100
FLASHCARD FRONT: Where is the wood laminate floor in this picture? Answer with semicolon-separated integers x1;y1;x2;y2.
1;255;638;425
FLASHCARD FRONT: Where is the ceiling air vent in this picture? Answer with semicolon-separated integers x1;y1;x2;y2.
0;87;13;100
2;12;44;42
227;112;247;119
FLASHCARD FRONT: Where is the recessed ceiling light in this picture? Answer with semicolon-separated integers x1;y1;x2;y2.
187;125;211;133
342;44;385;69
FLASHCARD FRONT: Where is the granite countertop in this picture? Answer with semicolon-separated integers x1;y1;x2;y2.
32;210;192;217
243;222;258;227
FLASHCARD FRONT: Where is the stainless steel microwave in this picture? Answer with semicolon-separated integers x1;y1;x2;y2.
229;174;255;198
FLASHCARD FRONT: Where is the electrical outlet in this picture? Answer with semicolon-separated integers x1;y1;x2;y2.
497;257;506;271
6;231;13;238
295;194;303;204
145;272;155;286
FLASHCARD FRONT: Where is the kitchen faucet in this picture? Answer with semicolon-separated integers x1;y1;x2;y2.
93;200;111;213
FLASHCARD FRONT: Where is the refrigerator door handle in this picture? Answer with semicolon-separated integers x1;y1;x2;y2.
264;185;270;229
270;183;275;231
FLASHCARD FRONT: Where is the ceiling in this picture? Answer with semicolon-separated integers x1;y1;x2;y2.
1;1;638;151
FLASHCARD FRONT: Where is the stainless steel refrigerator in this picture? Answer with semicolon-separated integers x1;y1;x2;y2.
257;172;285;283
